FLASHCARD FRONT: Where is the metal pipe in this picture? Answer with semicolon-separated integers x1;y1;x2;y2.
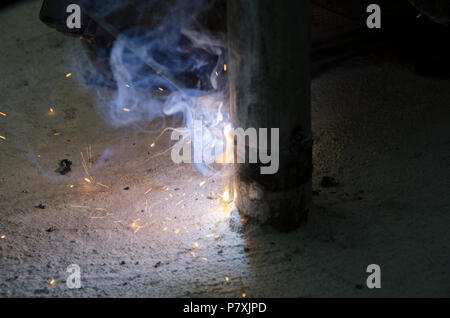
227;0;312;231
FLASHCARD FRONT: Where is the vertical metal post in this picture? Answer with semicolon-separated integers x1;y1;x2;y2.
227;0;312;231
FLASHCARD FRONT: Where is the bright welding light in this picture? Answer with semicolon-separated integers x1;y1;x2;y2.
222;189;230;202
224;124;233;143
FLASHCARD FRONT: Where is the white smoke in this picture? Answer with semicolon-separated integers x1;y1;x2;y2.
75;0;229;176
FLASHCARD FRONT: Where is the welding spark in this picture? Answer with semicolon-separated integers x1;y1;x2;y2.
130;219;148;233
49;108;55;114
225;276;229;281
123;108;131;112
148;126;177;150
224;64;227;72
1;235;5;239
0;112;6;116
65;73;72;78
96;182;110;189
49;279;56;286
199;181;206;187
222;189;230;202
242;293;246;298
91;212;113;219
80;150;108;188
70;205;90;209
0;136;6;141
144;187;153;194
220;187;234;205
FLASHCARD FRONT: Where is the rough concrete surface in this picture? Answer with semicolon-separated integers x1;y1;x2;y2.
0;0;450;297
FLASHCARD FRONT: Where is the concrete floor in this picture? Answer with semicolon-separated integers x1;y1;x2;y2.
1;0;450;297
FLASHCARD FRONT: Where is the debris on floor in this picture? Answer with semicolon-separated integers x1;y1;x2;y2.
34;203;46;209
55;159;72;175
